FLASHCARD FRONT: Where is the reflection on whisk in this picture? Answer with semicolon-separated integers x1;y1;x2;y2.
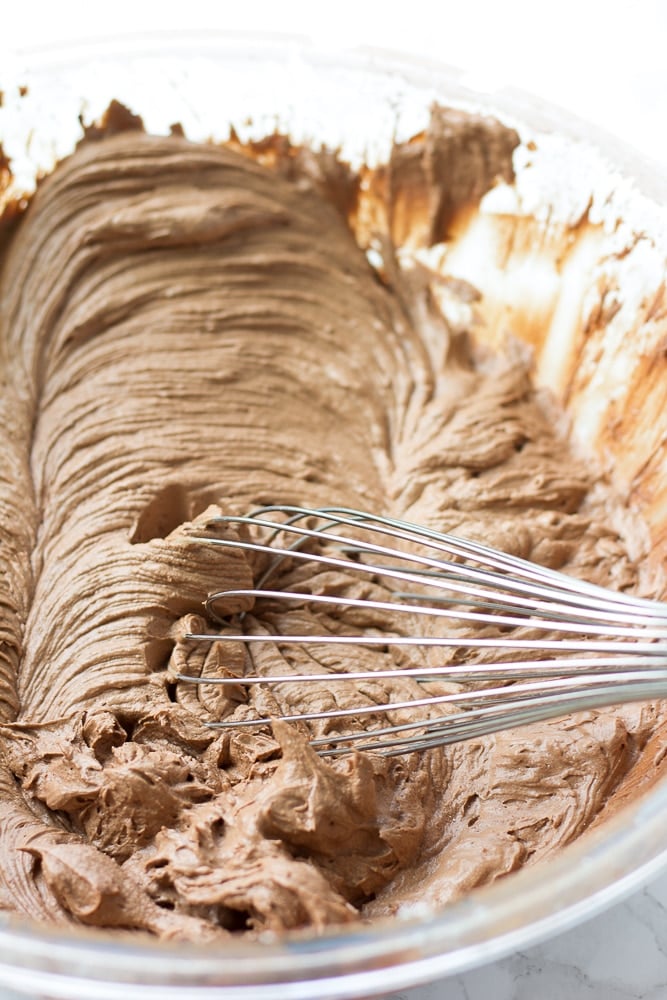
177;505;667;756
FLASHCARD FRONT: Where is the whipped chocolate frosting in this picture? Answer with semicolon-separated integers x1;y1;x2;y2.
0;106;664;938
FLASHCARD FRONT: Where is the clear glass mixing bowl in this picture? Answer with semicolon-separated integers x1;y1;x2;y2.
1;31;667;1000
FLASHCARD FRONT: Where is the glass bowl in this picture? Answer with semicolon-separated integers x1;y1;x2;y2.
1;31;667;1000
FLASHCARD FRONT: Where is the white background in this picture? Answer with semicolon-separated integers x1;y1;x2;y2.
2;0;667;166
1;2;667;998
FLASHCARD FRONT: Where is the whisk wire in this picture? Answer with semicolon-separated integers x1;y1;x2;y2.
195;511;667;628
179;504;667;756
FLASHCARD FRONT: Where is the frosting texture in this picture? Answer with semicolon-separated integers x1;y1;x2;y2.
0;107;664;937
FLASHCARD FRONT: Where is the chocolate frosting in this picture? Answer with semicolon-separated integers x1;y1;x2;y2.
0;106;663;938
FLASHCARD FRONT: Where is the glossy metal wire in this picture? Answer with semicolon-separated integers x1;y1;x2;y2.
178;505;667;756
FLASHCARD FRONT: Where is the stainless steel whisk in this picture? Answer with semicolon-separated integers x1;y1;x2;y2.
177;505;667;756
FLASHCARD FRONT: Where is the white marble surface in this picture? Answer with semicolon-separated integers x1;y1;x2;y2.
385;867;667;999
1;2;667;998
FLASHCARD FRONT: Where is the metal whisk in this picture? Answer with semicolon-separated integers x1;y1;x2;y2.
177;505;667;756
